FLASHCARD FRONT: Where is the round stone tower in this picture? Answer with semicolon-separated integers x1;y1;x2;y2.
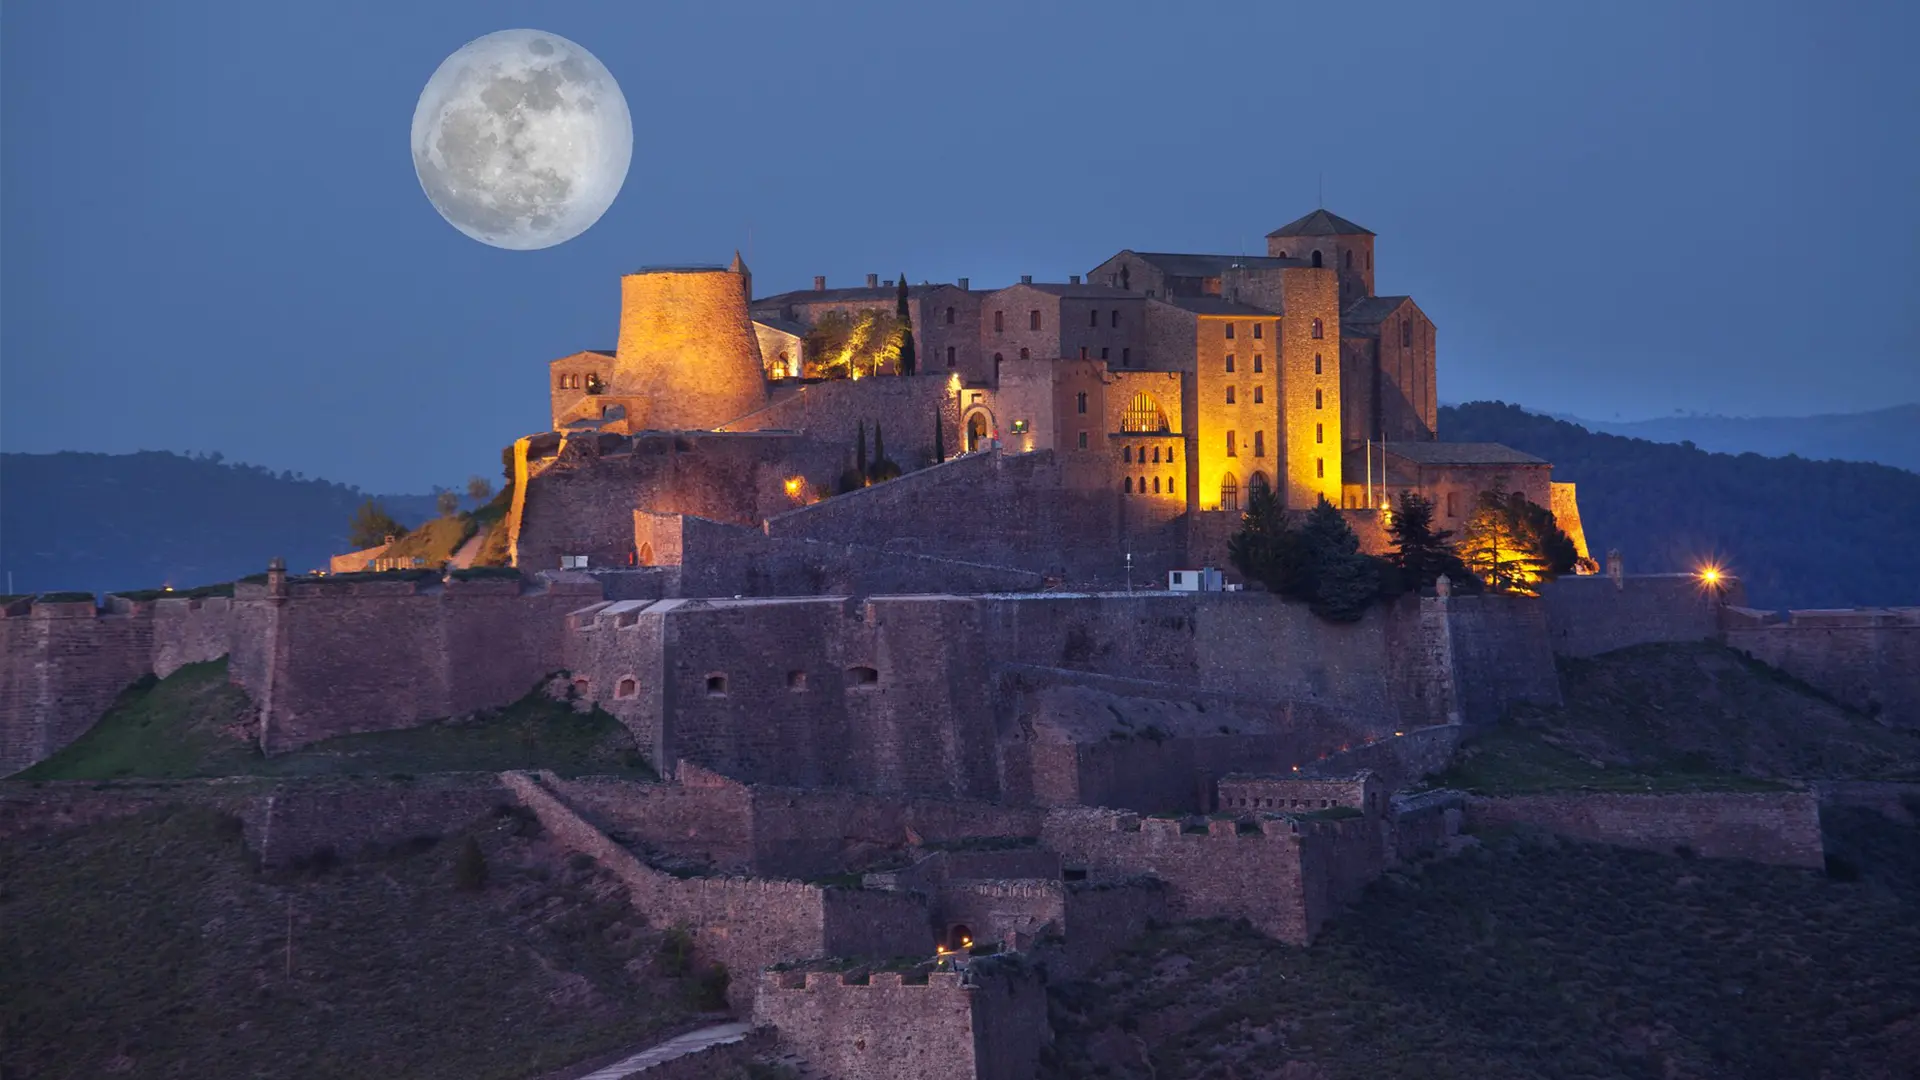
610;253;766;430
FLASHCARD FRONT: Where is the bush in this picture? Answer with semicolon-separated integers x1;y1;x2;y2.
655;927;694;977
453;837;488;891
685;963;730;1011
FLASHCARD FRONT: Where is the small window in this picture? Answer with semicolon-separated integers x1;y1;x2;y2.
788;670;808;692
1167;475;1176;493
1253;355;1263;373
1311;318;1324;339
846;665;879;687
1253;323;1263;340
1090;309;1099;327
1078;431;1088;449
1123;446;1133;463
1345;250;1353;269
1316;458;1325;479
1315;389;1324;409
1227;431;1238;457
1446;491;1458;517
1314;353;1323;375
556;375;568;390
616;677;637;699
1311;250;1323;268
1138;474;1147;492
1076;391;1088;414
1254;431;1266;457
1125;476;1133;493
946;346;956;367
1152;446;1161;463
1111;310;1120;328
1402;321;1412;348
572;677;590;697
1100;347;1109;360
705;674;727;697
1253;386;1264;404
1224;323;1236;340
1029;310;1041;331
971;391;984;404
1019;348;1030;360
1167;444;1176;461
1315;423;1323;444
1225;354;1235;373
1122;347;1130;364
946;306;956;325
994;310;1004;332
1225;386;1236;405
1153;477;1161;493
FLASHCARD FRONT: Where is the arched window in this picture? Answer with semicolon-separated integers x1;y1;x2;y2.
1249;472;1271;499
1125;476;1133;493
1311;249;1323;268
1253;430;1266;457
1122;391;1171;433
846;665;879;687
1226;431;1238;457
616;677;638;699
1220;474;1240;512
1314;353;1323;375
1167;475;1176;494
1225;386;1236;404
1153;477;1161;493
946;346;956;367
946;306;955;325
993;352;1003;363
1123;446;1132;463
1311;318;1324;339
638;543;654;566
1167;444;1176;461
1138;474;1147;493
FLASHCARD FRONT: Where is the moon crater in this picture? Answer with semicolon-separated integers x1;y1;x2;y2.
411;29;632;250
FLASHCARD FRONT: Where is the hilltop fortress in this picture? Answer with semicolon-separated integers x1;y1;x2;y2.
6;208;1918;1078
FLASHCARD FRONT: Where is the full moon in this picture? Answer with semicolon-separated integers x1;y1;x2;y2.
411;30;632;250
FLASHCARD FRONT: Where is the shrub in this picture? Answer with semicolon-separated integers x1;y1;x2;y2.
655;927;694;977
686;963;730;1011
453;837;488;891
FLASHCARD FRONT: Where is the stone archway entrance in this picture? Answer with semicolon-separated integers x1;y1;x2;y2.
947;923;974;951
966;413;988;452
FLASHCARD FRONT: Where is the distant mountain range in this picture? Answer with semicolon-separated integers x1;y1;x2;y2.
1539;404;1920;475
1442;402;1920;611
0;452;451;597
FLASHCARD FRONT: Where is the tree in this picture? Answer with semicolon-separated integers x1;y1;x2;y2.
1298;497;1381;621
895;274;917;376
1388;492;1475;592
435;490;460;517
934;409;947;464
869;421;901;483
467;475;494;503
855;420;869;479
1458;483;1578;595
348;499;406;549
1227;487;1312;600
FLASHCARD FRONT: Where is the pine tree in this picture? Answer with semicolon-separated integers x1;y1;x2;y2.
1458;484;1558;595
1388;491;1467;591
1228;487;1312;600
934;410;947;463
1300;497;1379;621
895;275;917;376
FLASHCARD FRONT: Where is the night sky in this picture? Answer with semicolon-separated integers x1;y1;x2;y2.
4;1;1915;494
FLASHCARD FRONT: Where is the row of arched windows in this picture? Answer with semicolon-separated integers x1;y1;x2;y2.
1124;475;1176;495
555;372;598;391
1217;472;1271;512
1122;444;1175;464
606;665;884;701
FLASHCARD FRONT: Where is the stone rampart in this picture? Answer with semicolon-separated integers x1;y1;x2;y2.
1725;607;1920;730
1435;592;1562;724
0;599;156;776
151;595;234;677
1539;573;1731;658
670;513;1042;598
1051;879;1169;979
753;962;1049;1080
1296;724;1463;793
502;772;932;1009
1465;791;1825;868
1388;789;1465;863
717;371;961;478
543;773;756;872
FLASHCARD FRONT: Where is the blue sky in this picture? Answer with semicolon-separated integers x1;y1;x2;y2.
4;0;1915;493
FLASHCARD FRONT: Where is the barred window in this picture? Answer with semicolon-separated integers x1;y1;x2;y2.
1122;391;1171;433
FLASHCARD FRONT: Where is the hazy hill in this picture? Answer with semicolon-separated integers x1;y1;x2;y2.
0;451;445;596
1441;402;1920;610
1563;404;1920;475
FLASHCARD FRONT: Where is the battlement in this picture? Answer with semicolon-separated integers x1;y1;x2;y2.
762;968;969;992
1727;605;1920;629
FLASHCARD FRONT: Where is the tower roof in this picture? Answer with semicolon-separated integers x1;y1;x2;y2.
1265;209;1375;239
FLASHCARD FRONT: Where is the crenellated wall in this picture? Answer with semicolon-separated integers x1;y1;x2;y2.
1465;790;1825;868
1725;606;1920;731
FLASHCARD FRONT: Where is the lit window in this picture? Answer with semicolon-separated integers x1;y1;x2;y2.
1076;391;1088;414
1225;386;1236;404
1029;310;1041;331
1227;431;1237;457
1311;318;1323;339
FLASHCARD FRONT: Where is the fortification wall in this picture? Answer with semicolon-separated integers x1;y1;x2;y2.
671;514;1042;598
1726;607;1920;731
765;449;1182;583
503;772;930;1009
1053;880;1169;979
542;774;755;872
0;600;155;776
1296;815;1391;933
150;596;234;678
754;964;1048;1080
611;266;767;431
1435;593;1562;725
744;787;1043;879
1540;574;1729;658
1465;791;1825;868
1298;724;1463;792
932;880;1067;949
236;575;602;754
717;372;962;476
1389;789;1465;863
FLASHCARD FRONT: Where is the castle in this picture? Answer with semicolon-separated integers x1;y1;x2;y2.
517;208;1589;586
6;208;1918;1079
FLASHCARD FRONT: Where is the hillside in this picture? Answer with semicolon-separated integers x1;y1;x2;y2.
1567;404;1920;475
0;805;711;1080
1441;402;1920;610
1044;808;1920;1080
0;451;452;596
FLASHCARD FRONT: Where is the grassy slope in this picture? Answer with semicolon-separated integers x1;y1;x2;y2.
376;513;478;566
0;806;705;1080
1045;808;1920;1080
16;659;656;781
1434;643;1920;794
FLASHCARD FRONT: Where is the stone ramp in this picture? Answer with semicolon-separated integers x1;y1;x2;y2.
451;527;488;569
571;1021;759;1079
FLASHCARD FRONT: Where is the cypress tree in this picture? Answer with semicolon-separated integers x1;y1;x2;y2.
872;421;886;474
855;420;868;479
895;274;917;376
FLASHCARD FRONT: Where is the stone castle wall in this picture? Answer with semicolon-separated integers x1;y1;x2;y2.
1435;592;1563;725
0;599;156;776
753;964;1049;1080
611;266;767;431
717;372;963;476
1539;573;1730;658
1465;790;1825;868
1725;607;1920;731
666;513;1042;598
151;596;235;677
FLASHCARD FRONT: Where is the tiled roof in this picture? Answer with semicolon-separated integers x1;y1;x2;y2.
1265;209;1375;238
1119;252;1303;278
752;317;806;335
753;283;958;307
1383;442;1547;466
1340;296;1415;337
1162;296;1276;316
551;349;614;363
